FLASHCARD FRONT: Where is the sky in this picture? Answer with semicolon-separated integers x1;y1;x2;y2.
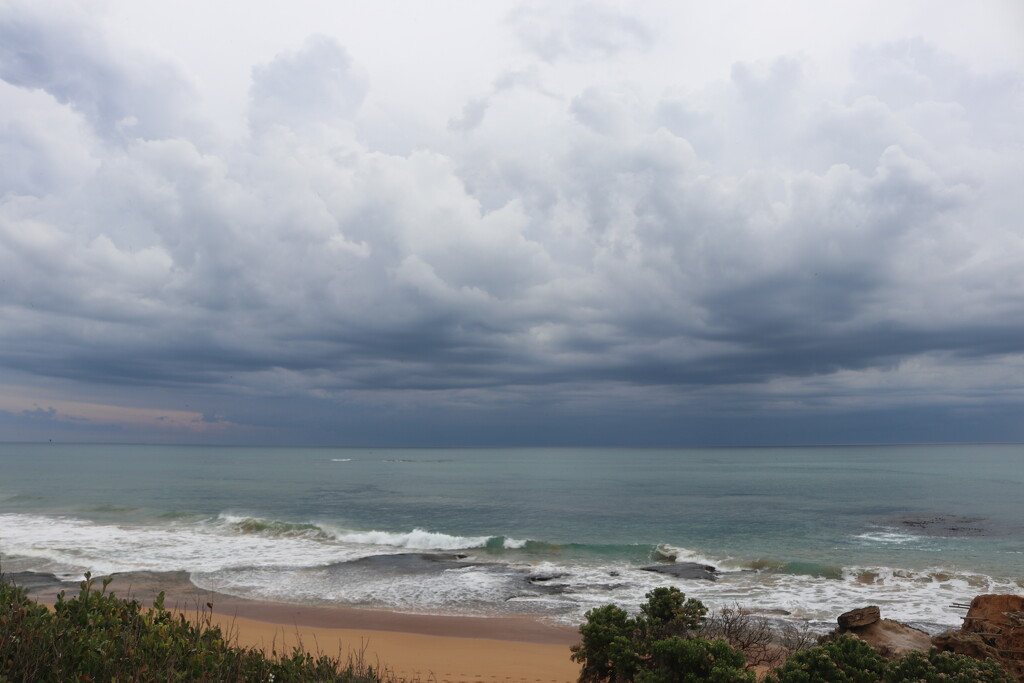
1;0;1023;446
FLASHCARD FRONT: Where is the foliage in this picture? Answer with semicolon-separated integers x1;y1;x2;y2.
638;636;752;683
573;604;642;682
0;573;394;683
571;587;753;683
765;635;1014;683
640;587;708;638
882;648;1014;683
765;636;888;683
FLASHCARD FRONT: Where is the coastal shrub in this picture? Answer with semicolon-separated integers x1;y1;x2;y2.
882;648;1014;682
571;587;754;683
0;577;53;681
764;635;889;682
640;586;708;636
639;636;752;683
0;573;394;683
765;635;1015;683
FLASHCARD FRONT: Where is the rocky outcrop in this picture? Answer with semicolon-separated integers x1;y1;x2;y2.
639;562;718;581
829;606;931;659
852;618;934;659
837;606;881;629
932;594;1024;681
932;630;1003;664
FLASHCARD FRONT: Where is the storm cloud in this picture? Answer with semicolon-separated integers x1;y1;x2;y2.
1;0;1022;444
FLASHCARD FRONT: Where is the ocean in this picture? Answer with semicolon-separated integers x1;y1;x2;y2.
1;443;1021;632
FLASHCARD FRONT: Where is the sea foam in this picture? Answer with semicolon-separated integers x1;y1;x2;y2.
3;510;1019;629
326;527;492;550
0;512;364;578
654;544;724;567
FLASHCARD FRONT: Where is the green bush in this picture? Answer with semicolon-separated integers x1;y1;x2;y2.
571;587;754;683
882;648;1014;683
574;590;1015;683
765;635;1014;683
639;636;751;683
0;573;393;682
764;636;887;683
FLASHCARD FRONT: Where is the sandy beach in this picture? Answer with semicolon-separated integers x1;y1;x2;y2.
30;572;581;683
206;612;579;683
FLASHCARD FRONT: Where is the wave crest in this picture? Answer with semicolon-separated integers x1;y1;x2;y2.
217;514;536;551
218;514;333;540
320;527;535;551
654;544;722;567
328;527;492;550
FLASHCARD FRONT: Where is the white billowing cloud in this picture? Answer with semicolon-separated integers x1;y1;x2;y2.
0;82;100;196
570;85;646;136
448;97;491;133
0;1;202;143
0;1;1022;442
508;1;653;62
449;67;557;133
249;34;368;133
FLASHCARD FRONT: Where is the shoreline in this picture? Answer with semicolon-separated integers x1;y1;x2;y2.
16;570;582;683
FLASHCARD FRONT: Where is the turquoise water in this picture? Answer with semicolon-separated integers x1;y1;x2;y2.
1;443;1021;628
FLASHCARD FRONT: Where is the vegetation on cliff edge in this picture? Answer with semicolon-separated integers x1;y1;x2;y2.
572;587;1014;683
2;575;1014;683
0;573;396;682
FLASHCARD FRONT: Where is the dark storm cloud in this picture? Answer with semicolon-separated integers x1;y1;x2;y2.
1;2;1023;444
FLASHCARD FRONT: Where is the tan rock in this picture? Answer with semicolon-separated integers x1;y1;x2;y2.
932;630;1002;663
847;618;932;659
827;606;930;660
837;605;881;629
932;594;1024;681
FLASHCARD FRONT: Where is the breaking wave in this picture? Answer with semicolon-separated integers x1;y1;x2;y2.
218;514;534;550
218;514;333;540
3;510;1021;628
328;527;492;549
654;544;725;567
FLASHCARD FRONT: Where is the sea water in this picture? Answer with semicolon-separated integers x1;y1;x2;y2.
1;443;1021;630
